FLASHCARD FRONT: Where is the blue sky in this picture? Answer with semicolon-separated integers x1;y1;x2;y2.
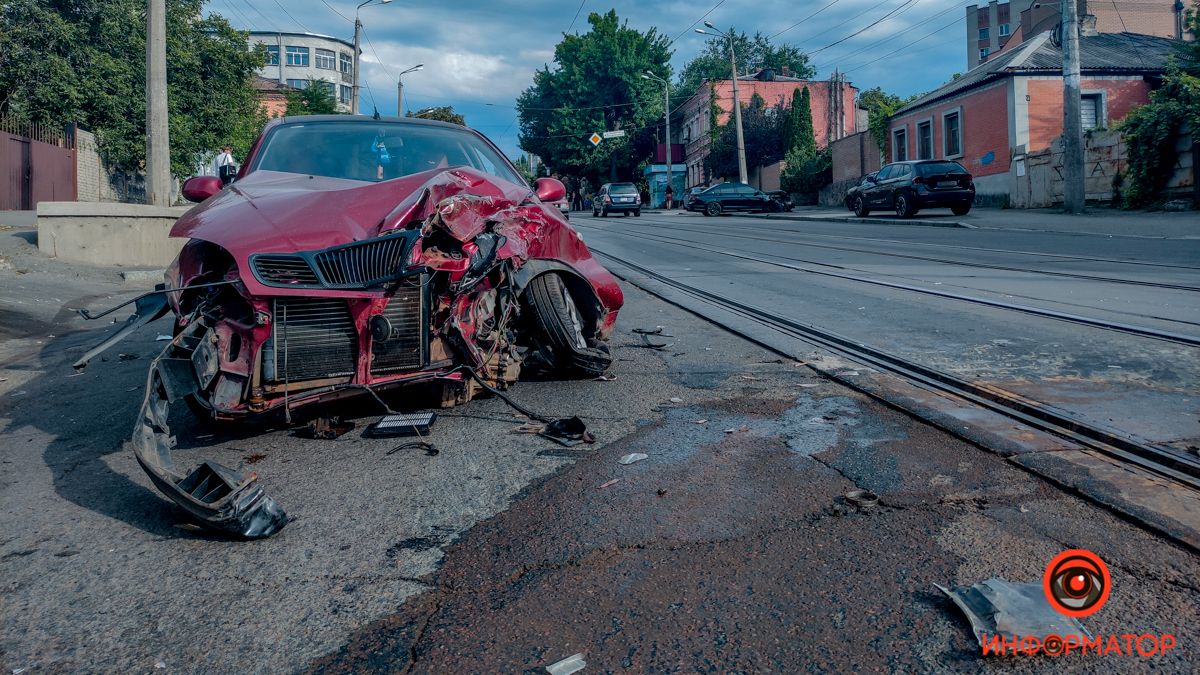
209;0;971;157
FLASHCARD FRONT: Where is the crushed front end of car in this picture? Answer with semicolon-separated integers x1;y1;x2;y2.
80;165;622;539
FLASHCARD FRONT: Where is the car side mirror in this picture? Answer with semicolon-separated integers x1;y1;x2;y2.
182;176;222;203
534;177;566;203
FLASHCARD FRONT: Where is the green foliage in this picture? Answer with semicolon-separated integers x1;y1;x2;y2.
0;0;266;178
858;87;916;161
407;105;466;125
285;79;340;116
517;10;672;185
781;87;815;156
703;93;786;180
781;146;831;196
676;30;815;102
1181;2;1200;76
1118;62;1200;207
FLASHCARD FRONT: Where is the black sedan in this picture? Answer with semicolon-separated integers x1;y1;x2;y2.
685;182;774;216
845;160;975;218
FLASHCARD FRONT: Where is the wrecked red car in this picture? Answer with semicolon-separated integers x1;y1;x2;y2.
78;116;623;539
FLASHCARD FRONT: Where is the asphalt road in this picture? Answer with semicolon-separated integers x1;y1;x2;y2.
1;218;1198;672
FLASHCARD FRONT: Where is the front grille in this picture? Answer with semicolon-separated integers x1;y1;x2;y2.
370;279;426;374
250;230;418;290
253;254;320;286
262;298;357;382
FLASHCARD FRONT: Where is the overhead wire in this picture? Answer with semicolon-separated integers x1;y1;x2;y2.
270;0;309;32
566;0;588;34
816;2;967;70
240;0;279;31
668;0;727;46
319;0;352;22
842;14;966;73
806;0;921;57
767;0;846;40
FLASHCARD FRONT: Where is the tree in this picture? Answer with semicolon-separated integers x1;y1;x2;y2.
517;10;672;185
0;0;266;178
781;86;815;156
285;79;339;116
781;146;831;198
704;93;786;180
407;106;466;125
676;31;815;102
857;87;916;161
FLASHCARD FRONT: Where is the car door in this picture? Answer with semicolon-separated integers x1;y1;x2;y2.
888;164;912;205
866;165;893;206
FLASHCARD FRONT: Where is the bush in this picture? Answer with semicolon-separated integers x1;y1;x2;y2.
781;146;831;196
1118;63;1200;207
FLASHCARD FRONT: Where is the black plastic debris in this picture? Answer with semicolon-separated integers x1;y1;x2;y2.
298;416;355;440
386;441;439;456
936;578;1090;651
366;411;437;438
539;416;595;447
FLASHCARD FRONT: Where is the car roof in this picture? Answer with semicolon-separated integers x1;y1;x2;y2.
267;114;469;131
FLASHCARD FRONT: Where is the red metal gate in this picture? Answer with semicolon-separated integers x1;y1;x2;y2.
1;118;77;210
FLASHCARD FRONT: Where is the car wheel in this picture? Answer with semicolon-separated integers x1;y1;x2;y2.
895;193;915;219
633;209;640;217
600;207;608;218
951;202;972;216
853;196;870;217
622;210;629;217
523;273;612;378
767;201;782;213
705;201;722;217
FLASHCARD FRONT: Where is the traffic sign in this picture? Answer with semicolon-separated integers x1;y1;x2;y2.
602;130;626;139
589;133;602;146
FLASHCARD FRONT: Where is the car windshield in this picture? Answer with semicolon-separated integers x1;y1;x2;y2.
917;161;968;176
609;183;638;194
251;121;523;184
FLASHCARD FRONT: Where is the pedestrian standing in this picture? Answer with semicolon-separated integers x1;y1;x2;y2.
213;145;237;186
665;184;674;210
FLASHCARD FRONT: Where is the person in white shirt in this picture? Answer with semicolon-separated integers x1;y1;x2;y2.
213;145;237;185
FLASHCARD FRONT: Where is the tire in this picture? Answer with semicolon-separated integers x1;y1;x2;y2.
633;209;640;217
705;201;722;217
951;202;972;216
523;273;612;377
853;196;870;217
895;193;915;219
622;210;629;217
600;207;608;218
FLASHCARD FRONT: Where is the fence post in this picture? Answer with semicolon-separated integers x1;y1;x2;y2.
1193;139;1199;209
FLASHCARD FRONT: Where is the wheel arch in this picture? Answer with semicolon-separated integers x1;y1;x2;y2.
514;260;604;336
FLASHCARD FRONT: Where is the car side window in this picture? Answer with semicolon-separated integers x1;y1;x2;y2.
876;166;894;181
896;164;911;178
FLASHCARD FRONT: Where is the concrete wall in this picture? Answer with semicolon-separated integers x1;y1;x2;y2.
1010;126;1195;208
76;130;101;202
37;202;190;267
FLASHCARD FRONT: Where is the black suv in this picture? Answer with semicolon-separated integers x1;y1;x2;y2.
845;160;975;218
593;182;641;217
685;181;774;216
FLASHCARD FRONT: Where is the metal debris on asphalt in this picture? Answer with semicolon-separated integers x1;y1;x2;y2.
545;652;586;675
117;353;138;361
366;411;437;438
512;423;545;434
694;419;708;424
844;489;879;510
297;416;355;440
936;578;1090;650
595;373;617;381
668;397;683;403
597;479;620;489
156;335;172;341
540;416;595;446
618;453;648;465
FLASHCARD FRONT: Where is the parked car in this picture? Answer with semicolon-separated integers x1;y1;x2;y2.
844;160;975;218
552;195;570;219
685;182;774;216
592;182;641;217
765;190;794;212
75;115;624;539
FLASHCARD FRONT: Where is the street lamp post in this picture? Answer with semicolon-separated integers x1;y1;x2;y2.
696;23;748;184
352;0;393;115
642;71;672;208
396;64;424;115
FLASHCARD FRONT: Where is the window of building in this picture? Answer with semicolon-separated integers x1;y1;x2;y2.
315;48;336;70
978;27;990;40
339;84;352;104
1081;93;1104;130
340;52;353;74
265;44;279;66
979;47;990;60
942;109;963;158
999;23;1010;36
917;120;933;160
286;79;309;90
285;45;309;66
892;127;907;162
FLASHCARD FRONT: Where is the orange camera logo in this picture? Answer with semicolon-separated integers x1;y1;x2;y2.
1043;549;1111;618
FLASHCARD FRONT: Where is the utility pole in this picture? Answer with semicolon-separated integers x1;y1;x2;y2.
697;24;748;184
352;16;362;115
1061;0;1085;213
145;0;171;206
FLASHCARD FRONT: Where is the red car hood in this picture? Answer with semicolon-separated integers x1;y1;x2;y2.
172;168;534;258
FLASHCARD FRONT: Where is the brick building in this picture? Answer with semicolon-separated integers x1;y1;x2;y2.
675;69;859;189
967;1;1188;68
888;31;1176;202
253;76;292;119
